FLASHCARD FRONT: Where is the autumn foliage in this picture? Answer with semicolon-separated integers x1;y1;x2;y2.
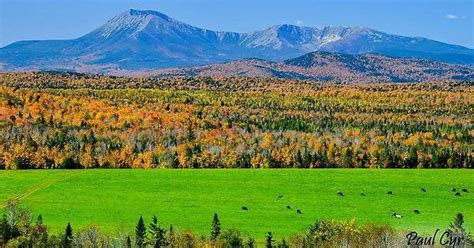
0;72;472;169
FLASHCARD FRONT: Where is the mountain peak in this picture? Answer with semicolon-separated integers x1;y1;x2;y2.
272;24;304;29
126;9;172;20
94;9;180;39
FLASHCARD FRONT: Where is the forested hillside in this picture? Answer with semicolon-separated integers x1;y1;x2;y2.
150;52;474;83
0;72;472;169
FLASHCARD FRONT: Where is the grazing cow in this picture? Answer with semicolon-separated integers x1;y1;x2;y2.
455;192;461;197
392;212;403;219
296;209;303;214
414;209;420;214
462;189;469;193
387;191;393;195
286;205;292;210
421;188;426;192
337;191;344;197
452;188;457;192
242;206;248;211
360;192;366;196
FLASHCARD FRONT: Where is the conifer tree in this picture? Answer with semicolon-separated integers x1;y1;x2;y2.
36;215;43;225
63;223;73;248
149;215;168;248
135;216;147;247
0;213;10;243
266;232;274;248
210;213;221;242
125;236;132;248
447;213;473;245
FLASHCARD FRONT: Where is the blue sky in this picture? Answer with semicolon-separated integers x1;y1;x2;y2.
1;0;473;48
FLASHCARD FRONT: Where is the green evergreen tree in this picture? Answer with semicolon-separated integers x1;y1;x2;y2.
149;215;168;248
36;215;43;225
125;236;132;248
63;223;73;248
447;213;473;246
210;213;221;242
406;147;418;168
266;232;274;248
135;216;147;247
0;213;10;243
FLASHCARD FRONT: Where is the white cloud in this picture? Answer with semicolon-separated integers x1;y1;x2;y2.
294;20;304;26
445;14;459;20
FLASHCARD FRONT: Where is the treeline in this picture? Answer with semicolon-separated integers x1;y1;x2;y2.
0;71;472;91
1;201;472;247
0;73;472;169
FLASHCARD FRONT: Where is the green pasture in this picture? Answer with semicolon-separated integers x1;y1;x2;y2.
0;169;472;240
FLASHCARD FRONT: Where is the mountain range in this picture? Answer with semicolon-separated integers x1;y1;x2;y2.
0;9;473;76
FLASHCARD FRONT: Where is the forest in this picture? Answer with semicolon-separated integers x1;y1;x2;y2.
0;72;472;169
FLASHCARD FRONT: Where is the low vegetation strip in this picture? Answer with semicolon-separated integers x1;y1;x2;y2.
0;169;472;238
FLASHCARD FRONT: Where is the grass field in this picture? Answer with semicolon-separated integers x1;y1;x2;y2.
0;169;473;240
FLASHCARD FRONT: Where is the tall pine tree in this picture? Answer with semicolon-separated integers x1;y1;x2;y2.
210;213;221;242
135;216;147;247
63;223;73;248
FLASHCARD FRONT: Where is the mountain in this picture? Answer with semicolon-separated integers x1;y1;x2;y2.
0;9;473;73
149;52;474;83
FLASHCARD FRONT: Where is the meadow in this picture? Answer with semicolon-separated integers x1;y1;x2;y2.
1;169;473;239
